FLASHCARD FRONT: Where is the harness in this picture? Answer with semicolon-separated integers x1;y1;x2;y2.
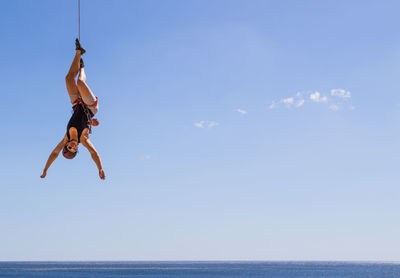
72;97;98;134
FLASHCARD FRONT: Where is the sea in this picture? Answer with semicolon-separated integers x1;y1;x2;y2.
1;261;400;278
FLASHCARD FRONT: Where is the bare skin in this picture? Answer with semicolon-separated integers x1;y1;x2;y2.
41;49;105;180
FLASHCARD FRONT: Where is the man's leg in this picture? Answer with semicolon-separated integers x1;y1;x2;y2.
65;51;82;101
77;67;98;114
77;68;95;102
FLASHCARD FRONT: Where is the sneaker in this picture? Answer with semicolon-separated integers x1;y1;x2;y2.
75;38;86;54
80;58;85;68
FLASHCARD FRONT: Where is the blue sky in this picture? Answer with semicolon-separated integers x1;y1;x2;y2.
1;0;400;261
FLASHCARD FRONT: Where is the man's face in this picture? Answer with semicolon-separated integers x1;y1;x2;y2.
66;140;78;153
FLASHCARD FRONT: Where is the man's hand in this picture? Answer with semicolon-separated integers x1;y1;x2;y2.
99;169;105;180
40;170;47;179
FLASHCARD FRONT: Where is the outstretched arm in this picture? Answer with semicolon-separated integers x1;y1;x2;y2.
41;136;67;178
81;138;105;180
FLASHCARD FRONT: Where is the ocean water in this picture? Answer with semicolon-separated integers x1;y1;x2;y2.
1;261;400;278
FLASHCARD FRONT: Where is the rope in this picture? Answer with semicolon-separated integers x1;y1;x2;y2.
78;0;80;40
77;1;93;133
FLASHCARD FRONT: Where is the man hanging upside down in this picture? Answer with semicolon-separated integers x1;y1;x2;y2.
41;39;105;180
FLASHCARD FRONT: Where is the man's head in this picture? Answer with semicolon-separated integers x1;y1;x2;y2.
63;140;78;159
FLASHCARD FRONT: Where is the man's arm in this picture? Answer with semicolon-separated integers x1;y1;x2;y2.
81;138;105;180
41;136;67;178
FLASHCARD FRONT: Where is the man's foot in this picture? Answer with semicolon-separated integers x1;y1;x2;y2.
75;38;86;54
80;58;85;68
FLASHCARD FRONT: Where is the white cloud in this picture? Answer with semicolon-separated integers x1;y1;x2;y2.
296;99;305;107
269;95;303;109
194;120;219;128
310;92;320;102
331;89;351;99
268;101;278;110
269;88;353;112
329;104;340;111
194;121;205;128
140;154;152;160
310;91;328;103
207;121;219;128
236;108;247;115
282;97;294;105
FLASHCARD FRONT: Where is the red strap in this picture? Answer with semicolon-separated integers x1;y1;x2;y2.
73;97;98;107
87;97;98;107
72;98;82;105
